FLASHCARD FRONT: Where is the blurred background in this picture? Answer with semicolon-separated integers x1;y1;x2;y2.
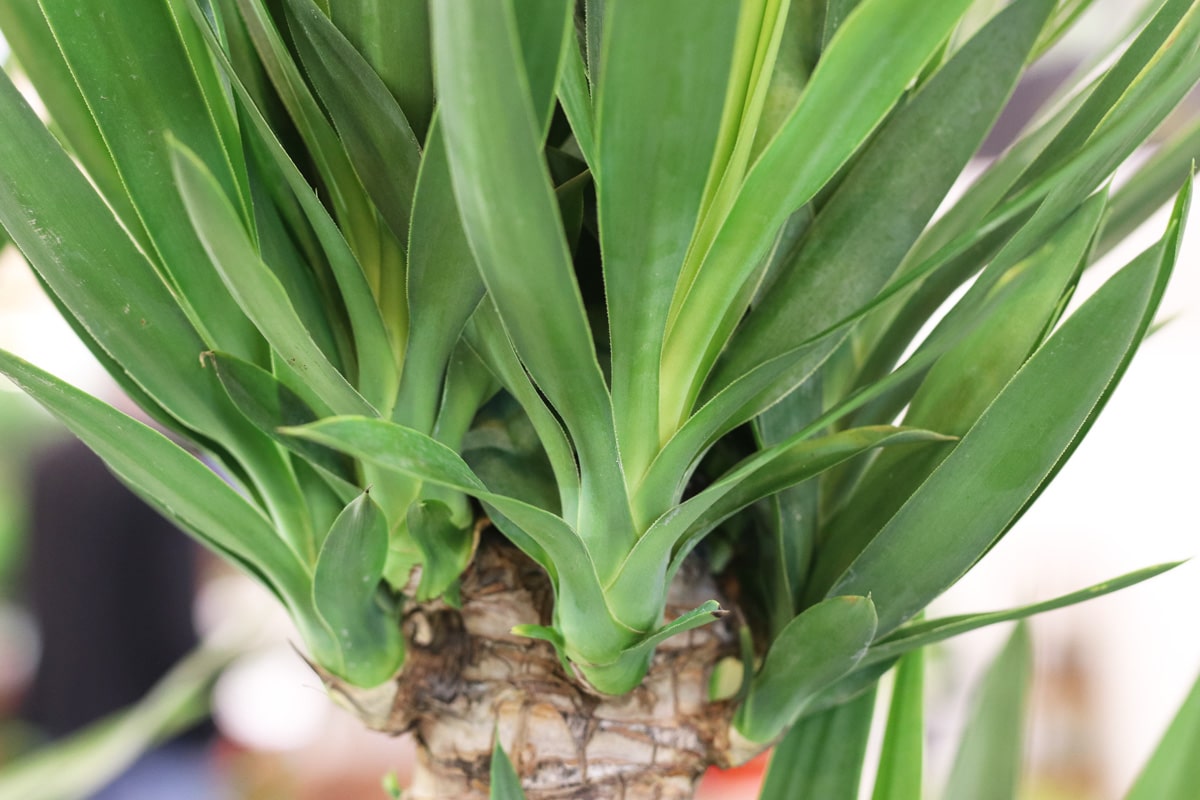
0;1;1198;798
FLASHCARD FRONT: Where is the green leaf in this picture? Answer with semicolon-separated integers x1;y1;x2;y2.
709;0;1055;400
758;684;877;800
208;352;359;497
1016;0;1197;196
465;302;579;521
489;737;527;799
282;415;640;672
0;66;313;547
661;0;976;428
596;0;740;486
863;562;1182;668
811;191;1103;593
735;595;877;744
311;491;404;687
463;407;561;516
830;180;1187;636
871;649;924;800
430;0;633;576
407;499;475;601
328;0;433;141
753;379;822;634
823;0;866;46
170;141;375;418
1125;667;1200;799
0;0;145;248
512;0;572;138
568;601;725;698
611;426;952;632
942;623;1032;800
0;350;307;605
184;0;400;413
281;416;576;572
0;640;240;800
245;161;347;376
232;0;382;275
853;0;1200;396
285;0;421;248
557;32;595;164
1099;117;1200;256
396;116;485;433
39;0;264;364
0;68;223;440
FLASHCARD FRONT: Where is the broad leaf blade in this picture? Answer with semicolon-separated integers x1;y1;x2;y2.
396;117;485;433
283;415;636;669
512;0;572;137
557;32;595;164
328;0;433;141
811;191;1103;594
283;417;584;575
312;492;403;686
735;595;877;744
233;0;379;263
209;352;358;495
184;0;400;413
0;69;226;440
753;379;823;634
407;499;475;601
0;0;145;247
596;0;740;485
612;427;951;633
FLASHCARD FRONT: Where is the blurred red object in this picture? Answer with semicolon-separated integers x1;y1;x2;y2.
695;750;770;799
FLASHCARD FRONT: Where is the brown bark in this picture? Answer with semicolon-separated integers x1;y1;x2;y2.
321;532;747;799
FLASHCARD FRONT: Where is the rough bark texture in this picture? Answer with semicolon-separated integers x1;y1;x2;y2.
322;532;744;799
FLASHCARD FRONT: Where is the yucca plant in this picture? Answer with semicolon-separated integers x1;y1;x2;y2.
0;0;1198;797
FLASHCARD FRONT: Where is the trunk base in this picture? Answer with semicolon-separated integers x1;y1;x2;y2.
323;533;742;799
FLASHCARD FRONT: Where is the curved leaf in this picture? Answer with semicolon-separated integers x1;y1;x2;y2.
596;0;739;484
430;0;634;577
830;180;1188;635
285;0;421;245
0;349;307;603
170;141;375;418
711;0;1055;394
660;0;976;428
311;491;404;686
735;595;877;744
